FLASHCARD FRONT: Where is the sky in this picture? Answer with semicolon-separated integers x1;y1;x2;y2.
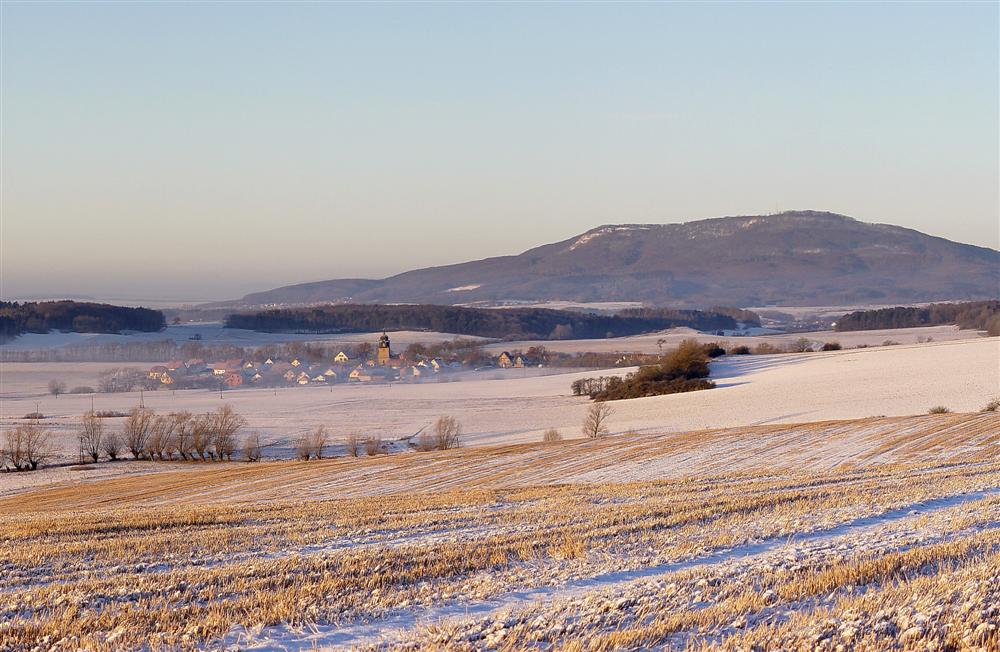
2;2;997;303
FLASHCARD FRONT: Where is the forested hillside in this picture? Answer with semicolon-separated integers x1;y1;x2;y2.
0;301;165;342
835;300;1000;334
225;304;744;340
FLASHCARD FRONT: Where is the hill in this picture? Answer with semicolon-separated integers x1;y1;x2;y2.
237;211;1000;307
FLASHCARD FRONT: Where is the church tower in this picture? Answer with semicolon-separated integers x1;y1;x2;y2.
376;331;391;366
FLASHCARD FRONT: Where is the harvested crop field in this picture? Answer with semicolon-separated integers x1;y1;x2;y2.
1;412;998;650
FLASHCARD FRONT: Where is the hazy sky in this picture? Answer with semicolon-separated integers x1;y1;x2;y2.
2;2;997;302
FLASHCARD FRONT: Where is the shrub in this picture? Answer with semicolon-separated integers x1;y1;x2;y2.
928;406;951;414
68;385;95;394
295;434;313;461
701;343;726;358
433;416;462;450
243;432;262;462
788;338;813;353
22;412;44;420
419;416;463;451
345;433;360;457
728;345;751;355
582;402;614;438
589;339;716;401
881;339;900;347
363;435;382;456
48;380;67;396
94;410;127;418
821;342;842;351
542;428;562;443
980;398;1000;413
308;426;329;459
753;342;783;355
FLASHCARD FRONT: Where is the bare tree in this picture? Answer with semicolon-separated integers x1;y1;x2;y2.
123;407;155;459
2;423;52;470
102;431;124;461
420;416;462;451
345;433;360;457
79;411;104;463
48;379;67;396
171;412;193;460
211;405;245;462
435;416;462;449
243;432;262;462
310;426;330;459
582;402;615;439
146;414;174;460
190;414;214;461
363;435;382;456
295;433;313;461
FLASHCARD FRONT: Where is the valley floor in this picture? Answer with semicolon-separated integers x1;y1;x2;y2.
1;336;996;472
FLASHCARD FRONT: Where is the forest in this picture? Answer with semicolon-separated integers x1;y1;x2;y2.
835;300;1000;334
224;304;746;340
0;301;165;342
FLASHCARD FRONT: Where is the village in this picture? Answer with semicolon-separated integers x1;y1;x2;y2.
144;332;542;389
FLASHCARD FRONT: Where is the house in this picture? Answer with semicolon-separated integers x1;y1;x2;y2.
296;372;311;385
224;372;244;388
186;358;207;372
210;363;228;376
334;351;351;363
291;358;303;367
264;358;274;366
160;373;176;385
244;361;256;370
148;365;168;380
311;374;327;383
400;365;422;380
282;369;298;382
166;360;186;371
497;352;514;368
349;365;396;383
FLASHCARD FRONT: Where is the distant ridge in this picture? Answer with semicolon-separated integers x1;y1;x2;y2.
235;211;1000;308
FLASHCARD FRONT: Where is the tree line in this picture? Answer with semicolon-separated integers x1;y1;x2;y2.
0;301;165;342
224;304;751;340
835;300;1000;334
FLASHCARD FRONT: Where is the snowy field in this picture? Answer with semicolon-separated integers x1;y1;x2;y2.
2;438;998;650
1;335;998;650
1;337;996;472
483;323;982;355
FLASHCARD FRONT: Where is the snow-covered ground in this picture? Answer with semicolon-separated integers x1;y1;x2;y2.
1;337;996;470
484;323;982;355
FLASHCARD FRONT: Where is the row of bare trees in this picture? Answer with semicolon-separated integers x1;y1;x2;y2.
78;405;247;463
